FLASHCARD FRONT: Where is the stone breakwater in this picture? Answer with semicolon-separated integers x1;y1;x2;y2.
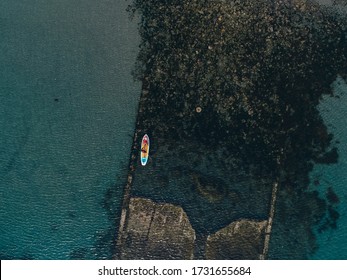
117;197;196;259
116;0;347;259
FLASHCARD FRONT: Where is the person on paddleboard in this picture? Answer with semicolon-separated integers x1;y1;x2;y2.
140;134;150;166
141;142;148;154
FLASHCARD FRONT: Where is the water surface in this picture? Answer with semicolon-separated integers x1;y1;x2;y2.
0;0;141;259
310;77;347;259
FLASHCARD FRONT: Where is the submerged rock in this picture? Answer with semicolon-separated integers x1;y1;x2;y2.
191;172;228;202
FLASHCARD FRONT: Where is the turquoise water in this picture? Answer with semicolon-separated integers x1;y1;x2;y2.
0;0;141;259
310;77;347;259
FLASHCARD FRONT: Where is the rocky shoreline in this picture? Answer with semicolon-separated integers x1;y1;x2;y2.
115;0;347;259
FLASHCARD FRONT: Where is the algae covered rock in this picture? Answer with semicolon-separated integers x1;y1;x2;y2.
191;172;228;202
206;219;267;259
117;197;195;259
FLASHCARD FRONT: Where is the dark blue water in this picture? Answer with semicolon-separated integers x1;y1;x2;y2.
0;0;141;259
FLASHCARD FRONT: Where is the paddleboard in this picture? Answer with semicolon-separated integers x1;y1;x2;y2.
140;134;150;166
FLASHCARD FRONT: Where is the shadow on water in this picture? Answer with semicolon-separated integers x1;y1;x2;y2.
67;172;127;260
92;180;125;260
128;0;347;259
93;180;125;260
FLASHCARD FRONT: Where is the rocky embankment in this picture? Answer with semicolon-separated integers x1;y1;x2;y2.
206;220;267;259
117;198;195;259
116;0;347;259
